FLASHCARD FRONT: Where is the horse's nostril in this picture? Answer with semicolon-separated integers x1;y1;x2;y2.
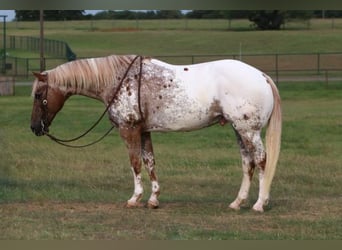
30;124;43;136
30;125;36;134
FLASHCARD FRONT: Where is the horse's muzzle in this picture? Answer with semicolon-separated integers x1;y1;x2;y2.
30;120;49;136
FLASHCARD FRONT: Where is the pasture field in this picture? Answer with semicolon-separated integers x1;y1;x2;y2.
1;19;342;239
4;19;342;59
0;81;341;240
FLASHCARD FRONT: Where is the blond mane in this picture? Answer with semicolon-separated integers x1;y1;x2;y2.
44;55;136;92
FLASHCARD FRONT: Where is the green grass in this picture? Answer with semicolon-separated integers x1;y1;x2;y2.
0;82;341;239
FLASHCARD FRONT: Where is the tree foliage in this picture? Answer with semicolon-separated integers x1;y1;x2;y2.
248;11;285;30
15;10;86;21
92;10;182;20
14;10;342;31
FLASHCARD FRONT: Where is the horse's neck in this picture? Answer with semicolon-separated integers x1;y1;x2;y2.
57;55;135;103
54;78;105;103
68;85;107;102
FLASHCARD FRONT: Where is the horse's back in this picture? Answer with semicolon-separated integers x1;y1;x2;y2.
151;58;273;110
150;58;270;94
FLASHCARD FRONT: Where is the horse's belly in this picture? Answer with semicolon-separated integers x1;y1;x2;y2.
145;104;219;132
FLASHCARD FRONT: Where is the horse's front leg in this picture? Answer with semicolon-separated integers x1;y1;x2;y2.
142;132;160;208
119;125;144;208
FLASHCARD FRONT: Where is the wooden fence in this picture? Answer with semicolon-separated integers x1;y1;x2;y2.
0;76;15;95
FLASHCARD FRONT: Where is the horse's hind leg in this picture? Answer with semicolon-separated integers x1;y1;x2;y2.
229;129;255;210
229;128;267;212
141;132;160;208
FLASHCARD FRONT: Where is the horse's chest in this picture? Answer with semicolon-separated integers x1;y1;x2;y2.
109;74;143;125
107;64;184;126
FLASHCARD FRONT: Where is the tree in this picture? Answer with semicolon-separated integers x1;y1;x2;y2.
93;11;114;20
224;11;251;19
93;10;161;20
249;11;285;30
15;10;40;21
15;10;85;21
321;10;342;18
155;10;182;19
186;10;225;19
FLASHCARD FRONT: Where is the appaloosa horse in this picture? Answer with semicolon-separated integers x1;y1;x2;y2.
30;55;282;212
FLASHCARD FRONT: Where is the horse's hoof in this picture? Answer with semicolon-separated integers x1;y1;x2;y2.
229;202;240;211
147;200;159;209
252;204;264;213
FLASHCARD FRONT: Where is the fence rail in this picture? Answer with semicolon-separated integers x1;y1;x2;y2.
155;52;342;82
1;52;342;82
8;36;66;57
2;57;68;78
3;36;76;61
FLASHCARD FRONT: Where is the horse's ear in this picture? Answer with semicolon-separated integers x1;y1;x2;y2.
32;72;48;82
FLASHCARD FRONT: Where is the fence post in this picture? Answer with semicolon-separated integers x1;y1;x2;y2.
14;57;17;76
10;35;14;49
26;58;29;78
275;53;279;84
317;53;320;75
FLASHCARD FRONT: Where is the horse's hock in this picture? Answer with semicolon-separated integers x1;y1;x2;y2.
0;76;15;96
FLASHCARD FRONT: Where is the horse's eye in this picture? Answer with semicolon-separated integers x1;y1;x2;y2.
35;93;42;100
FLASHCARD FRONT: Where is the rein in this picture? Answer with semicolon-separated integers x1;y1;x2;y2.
44;55;143;148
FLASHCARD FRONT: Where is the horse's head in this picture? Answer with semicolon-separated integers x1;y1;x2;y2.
30;72;67;136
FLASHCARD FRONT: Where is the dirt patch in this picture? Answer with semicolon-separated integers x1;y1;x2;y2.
98;28;139;32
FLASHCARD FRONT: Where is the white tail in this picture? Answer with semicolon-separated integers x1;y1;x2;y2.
263;74;282;199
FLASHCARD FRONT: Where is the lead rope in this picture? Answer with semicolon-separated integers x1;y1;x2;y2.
45;55;143;148
46;126;115;148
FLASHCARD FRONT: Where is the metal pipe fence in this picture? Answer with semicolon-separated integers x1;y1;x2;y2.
156;52;342;82
1;52;342;82
5;35;76;61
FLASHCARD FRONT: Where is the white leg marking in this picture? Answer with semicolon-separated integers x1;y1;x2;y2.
229;133;254;210
252;137;268;213
229;171;251;210
231;128;269;212
252;170;268;212
148;180;160;207
127;168;143;207
142;150;160;208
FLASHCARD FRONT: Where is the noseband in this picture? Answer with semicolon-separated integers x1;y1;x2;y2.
40;55;143;148
36;82;49;132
